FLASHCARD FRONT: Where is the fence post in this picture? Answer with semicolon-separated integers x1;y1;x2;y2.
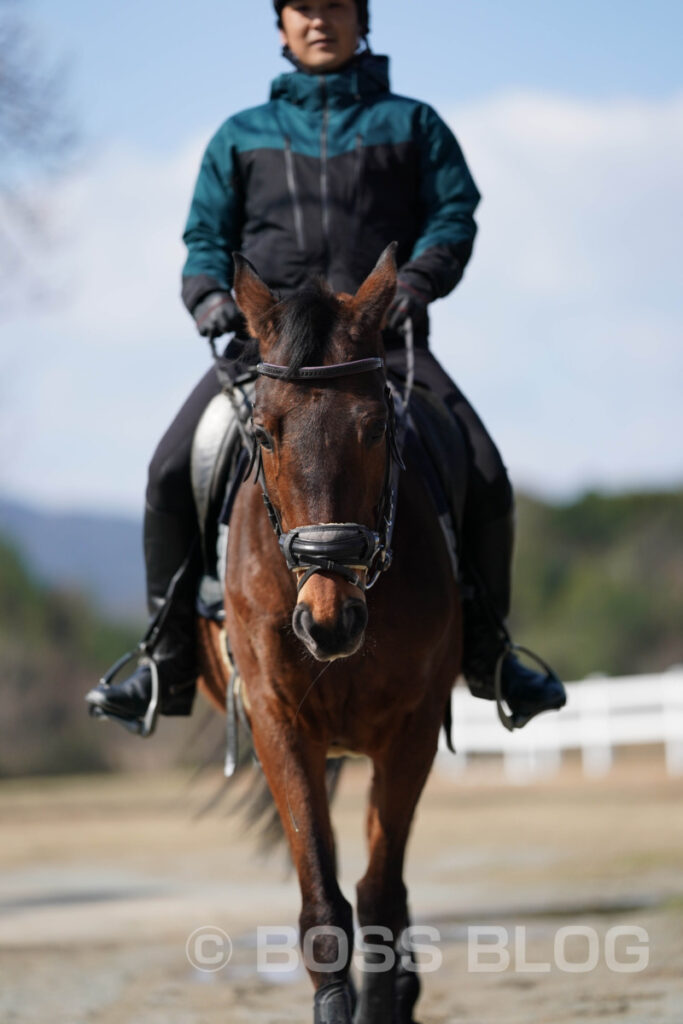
578;680;612;776
436;672;681;783
663;667;683;776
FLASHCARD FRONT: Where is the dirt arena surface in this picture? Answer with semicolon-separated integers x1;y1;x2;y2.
1;751;682;1023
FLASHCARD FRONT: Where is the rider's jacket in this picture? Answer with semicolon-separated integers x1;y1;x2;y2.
181;53;480;316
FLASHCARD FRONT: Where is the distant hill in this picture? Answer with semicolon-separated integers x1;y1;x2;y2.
0;497;145;622
0;486;682;776
0;537;221;777
0;537;138;775
1;488;682;676
511;488;683;679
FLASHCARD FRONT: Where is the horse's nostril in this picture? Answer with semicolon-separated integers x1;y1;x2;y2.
292;597;367;659
342;598;368;640
292;602;314;641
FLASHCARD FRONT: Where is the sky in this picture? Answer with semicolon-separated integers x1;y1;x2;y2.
1;0;682;515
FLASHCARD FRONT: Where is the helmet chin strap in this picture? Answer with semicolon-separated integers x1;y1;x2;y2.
281;40;371;73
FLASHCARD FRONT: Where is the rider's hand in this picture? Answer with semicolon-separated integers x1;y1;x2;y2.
386;280;430;335
193;291;244;338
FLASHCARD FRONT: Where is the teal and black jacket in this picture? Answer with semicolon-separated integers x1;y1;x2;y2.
181;53;480;317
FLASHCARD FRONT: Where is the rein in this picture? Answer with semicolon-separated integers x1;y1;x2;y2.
208;321;413;597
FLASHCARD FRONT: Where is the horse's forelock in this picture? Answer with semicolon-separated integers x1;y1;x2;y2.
272;279;341;377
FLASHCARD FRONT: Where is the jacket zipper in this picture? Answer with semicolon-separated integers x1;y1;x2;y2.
284;135;305;251
319;77;331;262
354;132;365;223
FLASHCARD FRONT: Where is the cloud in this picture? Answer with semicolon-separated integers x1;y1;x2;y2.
447;91;683;302
1;92;682;512
1;135;211;513
45;137;206;342
431;90;683;496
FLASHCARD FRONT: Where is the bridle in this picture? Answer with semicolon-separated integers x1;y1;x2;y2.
249;355;407;593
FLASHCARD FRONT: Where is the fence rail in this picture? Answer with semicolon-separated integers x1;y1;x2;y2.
437;667;683;780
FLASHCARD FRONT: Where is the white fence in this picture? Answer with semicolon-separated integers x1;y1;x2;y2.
436;667;683;781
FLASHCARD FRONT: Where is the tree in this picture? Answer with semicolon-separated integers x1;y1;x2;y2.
0;0;77;306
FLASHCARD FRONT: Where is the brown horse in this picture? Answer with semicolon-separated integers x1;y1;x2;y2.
198;244;461;1024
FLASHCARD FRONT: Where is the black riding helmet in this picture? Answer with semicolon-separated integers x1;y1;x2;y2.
273;0;370;37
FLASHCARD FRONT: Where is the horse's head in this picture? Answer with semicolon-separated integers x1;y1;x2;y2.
234;245;398;661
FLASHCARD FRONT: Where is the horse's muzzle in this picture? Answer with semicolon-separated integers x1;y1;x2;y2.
292;597;368;661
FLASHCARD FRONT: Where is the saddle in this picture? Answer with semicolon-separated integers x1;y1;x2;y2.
190;376;255;621
190;371;468;621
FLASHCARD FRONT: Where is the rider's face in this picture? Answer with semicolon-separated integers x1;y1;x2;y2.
279;1;360;72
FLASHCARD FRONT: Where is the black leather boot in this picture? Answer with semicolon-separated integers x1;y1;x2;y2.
462;513;566;728
85;504;199;730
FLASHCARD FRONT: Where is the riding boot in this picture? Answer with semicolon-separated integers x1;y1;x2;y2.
85;503;199;725
462;512;566;727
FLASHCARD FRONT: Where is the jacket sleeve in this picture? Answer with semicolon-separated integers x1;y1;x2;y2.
399;104;481;302
181;121;244;314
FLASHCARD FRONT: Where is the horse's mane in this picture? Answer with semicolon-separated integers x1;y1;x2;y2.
272;278;340;376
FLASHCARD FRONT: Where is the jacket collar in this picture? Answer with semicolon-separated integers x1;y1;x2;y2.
270;53;390;112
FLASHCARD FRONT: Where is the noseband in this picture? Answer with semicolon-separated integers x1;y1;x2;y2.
251;356;405;593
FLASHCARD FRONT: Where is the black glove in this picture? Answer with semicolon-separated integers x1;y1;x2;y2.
193;291;244;338
386;280;430;336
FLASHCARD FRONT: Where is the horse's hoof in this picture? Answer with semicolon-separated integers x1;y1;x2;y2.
314;979;354;1024
394;961;421;1024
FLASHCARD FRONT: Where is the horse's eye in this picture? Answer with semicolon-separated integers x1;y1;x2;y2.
253;425;274;452
365;420;387;447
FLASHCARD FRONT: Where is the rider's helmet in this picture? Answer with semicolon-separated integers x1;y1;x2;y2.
273;0;370;38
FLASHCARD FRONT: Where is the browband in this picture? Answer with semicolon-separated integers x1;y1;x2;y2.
257;357;383;381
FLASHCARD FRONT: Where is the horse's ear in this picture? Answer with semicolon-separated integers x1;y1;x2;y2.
232;253;277;338
352;242;398;335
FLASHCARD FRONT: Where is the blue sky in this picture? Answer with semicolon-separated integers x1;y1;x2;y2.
28;0;683;153
2;0;682;513
29;0;683;151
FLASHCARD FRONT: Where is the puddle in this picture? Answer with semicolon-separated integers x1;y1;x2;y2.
421;891;665;943
0;885;166;913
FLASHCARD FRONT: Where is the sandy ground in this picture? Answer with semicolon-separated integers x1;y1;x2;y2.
0;750;682;1024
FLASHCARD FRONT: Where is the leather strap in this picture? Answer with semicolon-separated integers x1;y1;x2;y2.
257;357;383;381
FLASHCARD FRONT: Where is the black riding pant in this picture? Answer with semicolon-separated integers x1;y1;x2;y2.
146;338;513;585
383;346;513;535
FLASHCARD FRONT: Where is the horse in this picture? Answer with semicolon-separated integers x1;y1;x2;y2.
197;243;462;1024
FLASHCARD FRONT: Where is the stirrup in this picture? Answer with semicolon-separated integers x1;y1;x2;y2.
493;642;561;732
88;646;160;738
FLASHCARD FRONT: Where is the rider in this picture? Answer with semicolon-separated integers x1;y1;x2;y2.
86;0;565;730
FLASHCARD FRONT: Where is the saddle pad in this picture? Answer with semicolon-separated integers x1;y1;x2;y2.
191;381;255;619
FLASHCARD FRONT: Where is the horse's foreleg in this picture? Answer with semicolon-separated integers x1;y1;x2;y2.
253;719;355;1024
355;721;441;1024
